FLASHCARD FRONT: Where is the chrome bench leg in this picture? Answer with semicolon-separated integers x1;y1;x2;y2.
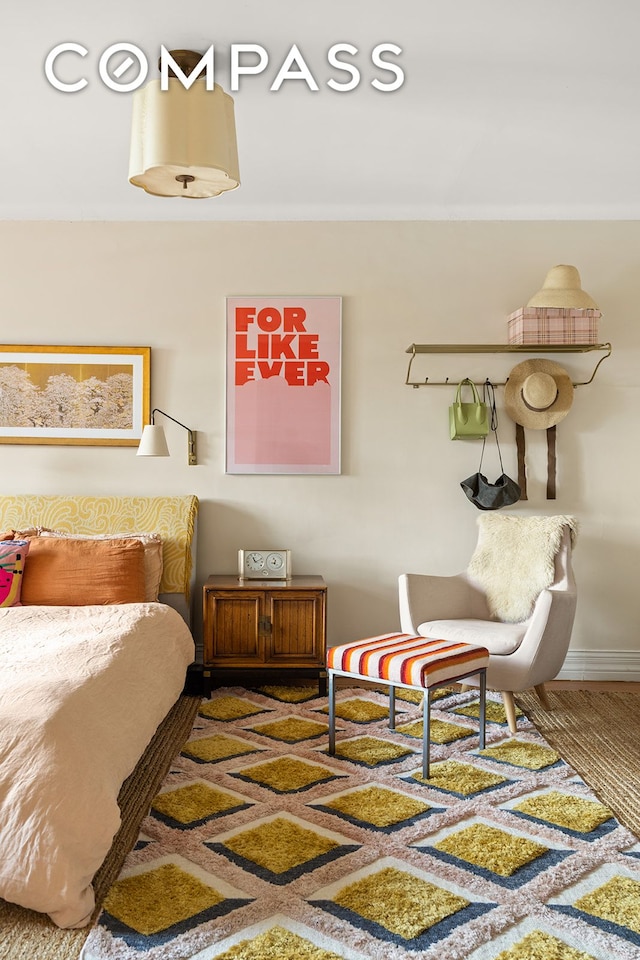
328;670;335;755
389;684;396;730
423;689;431;780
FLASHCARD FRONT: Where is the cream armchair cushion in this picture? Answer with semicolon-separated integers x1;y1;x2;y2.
417;619;527;654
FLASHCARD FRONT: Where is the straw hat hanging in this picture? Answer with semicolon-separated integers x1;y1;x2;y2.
504;359;575;502
504;359;574;431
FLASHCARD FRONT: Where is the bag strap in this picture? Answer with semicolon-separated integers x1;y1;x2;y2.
478;380;505;474
483;380;498;432
456;378;480;406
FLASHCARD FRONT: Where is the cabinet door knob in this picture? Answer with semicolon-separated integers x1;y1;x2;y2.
258;616;272;635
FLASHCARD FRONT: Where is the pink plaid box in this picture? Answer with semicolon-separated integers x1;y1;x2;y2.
507;307;601;345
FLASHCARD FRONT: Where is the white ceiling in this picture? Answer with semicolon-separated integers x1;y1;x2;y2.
4;0;640;221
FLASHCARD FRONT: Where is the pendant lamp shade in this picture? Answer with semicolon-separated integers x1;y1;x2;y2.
129;56;240;199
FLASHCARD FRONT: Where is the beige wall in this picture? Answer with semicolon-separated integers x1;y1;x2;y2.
1;220;637;675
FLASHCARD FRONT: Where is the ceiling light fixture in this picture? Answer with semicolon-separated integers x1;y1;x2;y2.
137;408;197;465
129;49;240;199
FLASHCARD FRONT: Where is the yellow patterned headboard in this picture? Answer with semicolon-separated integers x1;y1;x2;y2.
0;495;198;615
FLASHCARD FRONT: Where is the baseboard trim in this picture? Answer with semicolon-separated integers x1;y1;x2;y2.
557;650;640;682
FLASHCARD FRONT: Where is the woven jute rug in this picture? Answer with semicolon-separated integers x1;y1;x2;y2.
517;688;640;839
0;694;200;960
78;686;640;960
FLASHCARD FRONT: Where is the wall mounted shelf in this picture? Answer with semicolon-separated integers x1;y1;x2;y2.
404;342;612;388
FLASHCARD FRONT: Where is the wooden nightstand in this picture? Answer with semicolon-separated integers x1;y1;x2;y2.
202;575;327;693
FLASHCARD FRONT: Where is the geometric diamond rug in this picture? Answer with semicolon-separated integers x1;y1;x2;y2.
81;686;640;960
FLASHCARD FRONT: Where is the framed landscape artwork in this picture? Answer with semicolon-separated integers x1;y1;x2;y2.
226;296;342;474
0;345;150;445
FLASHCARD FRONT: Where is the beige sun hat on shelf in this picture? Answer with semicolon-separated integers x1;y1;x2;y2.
526;264;598;309
504;358;574;430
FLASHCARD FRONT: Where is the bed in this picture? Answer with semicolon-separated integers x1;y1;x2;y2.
0;495;198;928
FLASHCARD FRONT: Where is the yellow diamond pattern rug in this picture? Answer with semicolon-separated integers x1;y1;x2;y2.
81;687;640;960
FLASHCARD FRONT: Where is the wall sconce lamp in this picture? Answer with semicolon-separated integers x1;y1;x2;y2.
137;409;197;465
129;49;240;199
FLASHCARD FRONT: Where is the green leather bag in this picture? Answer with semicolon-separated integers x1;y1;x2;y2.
449;378;489;440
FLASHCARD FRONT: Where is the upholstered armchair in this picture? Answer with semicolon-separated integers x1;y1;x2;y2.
398;515;577;732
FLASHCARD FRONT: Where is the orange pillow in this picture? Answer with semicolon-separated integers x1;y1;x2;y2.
21;538;146;605
37;531;163;601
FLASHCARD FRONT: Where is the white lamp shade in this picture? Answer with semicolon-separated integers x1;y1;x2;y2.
129;80;240;198
137;424;170;457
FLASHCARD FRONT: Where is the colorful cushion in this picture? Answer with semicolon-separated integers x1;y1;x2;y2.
327;633;489;689
0;540;30;608
21;538;146;606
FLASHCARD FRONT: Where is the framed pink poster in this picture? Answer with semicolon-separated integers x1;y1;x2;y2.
226;296;341;474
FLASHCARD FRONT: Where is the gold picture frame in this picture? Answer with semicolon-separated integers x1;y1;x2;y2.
0;345;150;446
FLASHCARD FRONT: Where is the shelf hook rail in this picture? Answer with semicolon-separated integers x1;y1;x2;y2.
405;342;612;388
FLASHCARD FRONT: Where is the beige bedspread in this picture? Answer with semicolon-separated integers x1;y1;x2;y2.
0;602;194;927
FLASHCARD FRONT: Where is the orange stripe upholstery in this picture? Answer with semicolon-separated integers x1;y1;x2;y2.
327;632;489;689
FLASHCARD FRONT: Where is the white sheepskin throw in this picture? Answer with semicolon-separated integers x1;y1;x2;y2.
468;514;577;623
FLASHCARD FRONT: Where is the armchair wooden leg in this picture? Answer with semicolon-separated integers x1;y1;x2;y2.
502;691;518;733
534;684;551;710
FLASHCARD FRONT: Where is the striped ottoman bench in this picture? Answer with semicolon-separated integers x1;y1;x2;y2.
326;633;489;779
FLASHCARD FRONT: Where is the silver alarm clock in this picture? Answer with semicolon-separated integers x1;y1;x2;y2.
238;549;292;579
